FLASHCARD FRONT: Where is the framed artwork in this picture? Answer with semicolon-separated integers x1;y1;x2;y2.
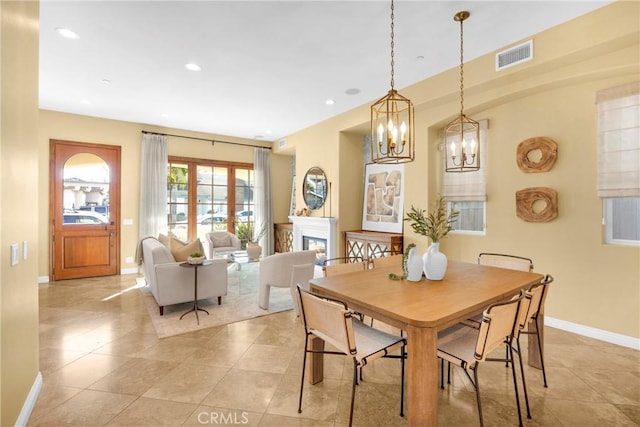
362;163;404;233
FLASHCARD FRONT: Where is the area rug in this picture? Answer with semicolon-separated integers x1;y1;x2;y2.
139;263;293;338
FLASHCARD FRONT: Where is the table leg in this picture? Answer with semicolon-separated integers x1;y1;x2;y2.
308;336;325;385
528;313;544;369
406;325;438;427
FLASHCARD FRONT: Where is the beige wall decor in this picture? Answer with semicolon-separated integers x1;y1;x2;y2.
516;136;558;173
516;187;558;222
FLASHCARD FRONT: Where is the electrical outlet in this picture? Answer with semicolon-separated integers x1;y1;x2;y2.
23;240;28;260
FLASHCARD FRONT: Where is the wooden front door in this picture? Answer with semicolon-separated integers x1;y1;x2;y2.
50;140;121;280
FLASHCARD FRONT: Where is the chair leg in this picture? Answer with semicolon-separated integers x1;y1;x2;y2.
472;365;484;427
298;336;309;414
534;316;548;387
508;344;524;427
349;359;358;427
440;358;444;389
515;337;532;419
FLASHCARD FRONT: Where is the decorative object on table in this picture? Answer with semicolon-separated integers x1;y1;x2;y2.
444;11;480;173
405;196;459;280
516;137;558;173
187;251;206;265
370;0;415;164
516;187;558;222
295;207;309;216
362;163;405;233
405;244;423;281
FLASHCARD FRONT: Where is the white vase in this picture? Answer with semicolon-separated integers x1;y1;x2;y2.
422;242;447;280
246;242;262;260
405;247;423;281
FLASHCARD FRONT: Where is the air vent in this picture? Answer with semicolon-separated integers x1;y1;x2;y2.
496;40;533;71
278;138;287;148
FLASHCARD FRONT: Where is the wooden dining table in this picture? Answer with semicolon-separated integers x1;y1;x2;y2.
309;260;545;427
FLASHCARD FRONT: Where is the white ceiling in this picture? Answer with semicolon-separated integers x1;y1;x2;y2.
39;0;612;142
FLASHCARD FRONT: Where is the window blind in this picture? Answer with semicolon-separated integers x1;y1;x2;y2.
596;81;640;198
442;120;488;201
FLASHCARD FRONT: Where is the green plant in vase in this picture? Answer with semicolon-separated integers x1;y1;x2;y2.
405;196;459;280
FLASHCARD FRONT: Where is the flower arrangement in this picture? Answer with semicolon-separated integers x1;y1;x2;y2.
405;196;459;243
235;219;268;245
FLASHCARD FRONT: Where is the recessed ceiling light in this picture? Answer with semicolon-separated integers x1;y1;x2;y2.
161;113;169;119
184;63;201;71
416;55;425;61
325;99;335;105
265;130;272;134
101;79;111;84
80;99;91;105
56;27;78;39
345;88;360;95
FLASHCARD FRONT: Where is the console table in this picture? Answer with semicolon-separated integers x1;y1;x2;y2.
343;230;403;260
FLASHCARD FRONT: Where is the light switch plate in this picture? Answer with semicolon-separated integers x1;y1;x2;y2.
10;244;18;266
23;240;28;260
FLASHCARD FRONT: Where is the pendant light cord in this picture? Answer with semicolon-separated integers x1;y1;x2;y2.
390;0;395;90
459;15;465;116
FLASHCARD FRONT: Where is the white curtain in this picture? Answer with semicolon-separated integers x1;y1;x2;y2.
139;133;168;240
254;147;273;256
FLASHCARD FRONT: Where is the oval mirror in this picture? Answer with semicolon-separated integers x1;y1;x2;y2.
303;166;327;210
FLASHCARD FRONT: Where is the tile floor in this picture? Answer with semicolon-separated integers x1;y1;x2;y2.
29;274;639;426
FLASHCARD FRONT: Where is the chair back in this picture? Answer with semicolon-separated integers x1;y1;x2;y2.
478;253;533;272
297;286;356;356
372;254;403;269
475;291;524;361
526;274;554;322
322;257;367;277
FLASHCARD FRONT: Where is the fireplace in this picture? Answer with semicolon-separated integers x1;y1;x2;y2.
303;236;327;266
289;216;337;276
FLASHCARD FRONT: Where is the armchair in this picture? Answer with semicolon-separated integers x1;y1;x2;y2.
205;231;242;257
141;237;228;315
258;250;316;310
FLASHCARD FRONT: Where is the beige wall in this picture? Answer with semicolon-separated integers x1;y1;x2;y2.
1;1;40;425
284;1;640;340
37;112;291;278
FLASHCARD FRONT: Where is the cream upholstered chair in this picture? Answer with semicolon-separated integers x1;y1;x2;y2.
296;286;406;427
205;231;241;257
258;250;317;310
290;262;315;316
438;291;529;427
140;237;228;315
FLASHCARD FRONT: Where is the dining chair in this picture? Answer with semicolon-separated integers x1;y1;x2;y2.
478;252;534;272
296;285;406;427
514;274;554;388
437;291;528;427
371;253;403;269
322;256;368;277
461;252;534;330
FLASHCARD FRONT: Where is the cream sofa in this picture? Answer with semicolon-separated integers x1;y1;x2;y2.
141;237;228;315
258;250;316;311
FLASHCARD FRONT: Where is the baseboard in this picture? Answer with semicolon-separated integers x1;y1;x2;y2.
545;316;639;350
15;371;42;427
121;267;140;275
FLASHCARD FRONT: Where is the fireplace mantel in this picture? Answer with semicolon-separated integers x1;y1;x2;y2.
289;216;338;266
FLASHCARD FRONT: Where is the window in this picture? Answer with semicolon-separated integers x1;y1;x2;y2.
167;158;254;244
597;82;640;245
442;120;488;234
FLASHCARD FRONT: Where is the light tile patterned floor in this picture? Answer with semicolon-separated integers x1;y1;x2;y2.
29;274;639;426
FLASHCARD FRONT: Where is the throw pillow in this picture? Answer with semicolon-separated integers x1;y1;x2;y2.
212;235;231;248
171;238;204;262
